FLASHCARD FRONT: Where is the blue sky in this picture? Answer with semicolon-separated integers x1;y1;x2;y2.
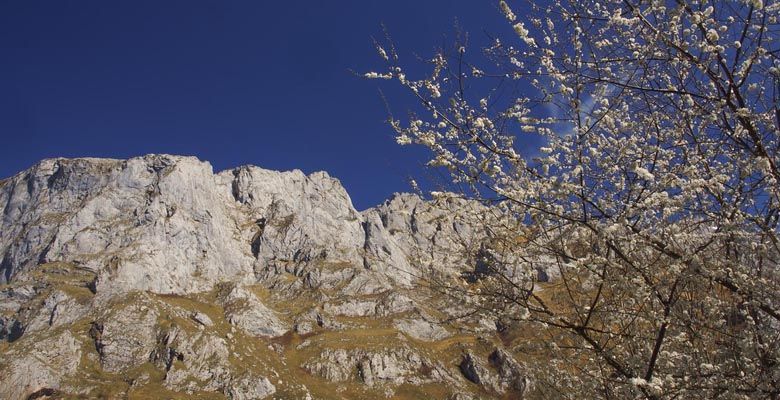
0;1;513;210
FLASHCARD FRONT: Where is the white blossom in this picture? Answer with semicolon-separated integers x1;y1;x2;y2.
499;0;516;21
364;72;392;79
367;0;780;397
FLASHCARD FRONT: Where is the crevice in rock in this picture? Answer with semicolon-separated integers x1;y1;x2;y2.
1;318;24;343
48;303;58;327
26;387;58;400
361;220;371;270
410;206;419;234
89;322;105;358
231;169;243;202
250;218;266;259
1;253;12;284
46;162;67;191
86;276;99;294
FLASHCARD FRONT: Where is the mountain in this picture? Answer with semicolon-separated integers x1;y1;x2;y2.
0;154;535;399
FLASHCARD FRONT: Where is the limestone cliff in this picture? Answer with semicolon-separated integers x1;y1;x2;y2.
0;155;532;400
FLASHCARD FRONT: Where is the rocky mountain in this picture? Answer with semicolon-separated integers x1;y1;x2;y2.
0;155;537;399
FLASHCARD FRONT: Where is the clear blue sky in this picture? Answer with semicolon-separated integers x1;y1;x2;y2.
0;1;511;210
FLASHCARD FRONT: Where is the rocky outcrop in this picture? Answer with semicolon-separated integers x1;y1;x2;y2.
231;166;366;270
489;348;530;394
364;193;487;279
460;352;496;389
90;300;159;372
459;349;529;396
322;292;416;318
0;330;82;399
153;326;277;399
303;347;455;386
224;374;277;400
219;284;288;337
25;290;89;333
0;316;23;342
394;317;450;341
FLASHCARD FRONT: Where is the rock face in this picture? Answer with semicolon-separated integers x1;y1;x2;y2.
0;156;254;294
91;300;159;372
0;155;537;399
231;166;366;271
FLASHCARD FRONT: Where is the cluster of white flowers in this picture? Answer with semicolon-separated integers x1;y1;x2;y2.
363;72;392;79
513;22;537;47
499;0;516;21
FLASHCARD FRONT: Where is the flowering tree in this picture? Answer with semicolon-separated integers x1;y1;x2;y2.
367;0;780;398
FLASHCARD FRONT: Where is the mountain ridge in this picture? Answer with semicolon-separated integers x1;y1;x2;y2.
0;154;534;399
